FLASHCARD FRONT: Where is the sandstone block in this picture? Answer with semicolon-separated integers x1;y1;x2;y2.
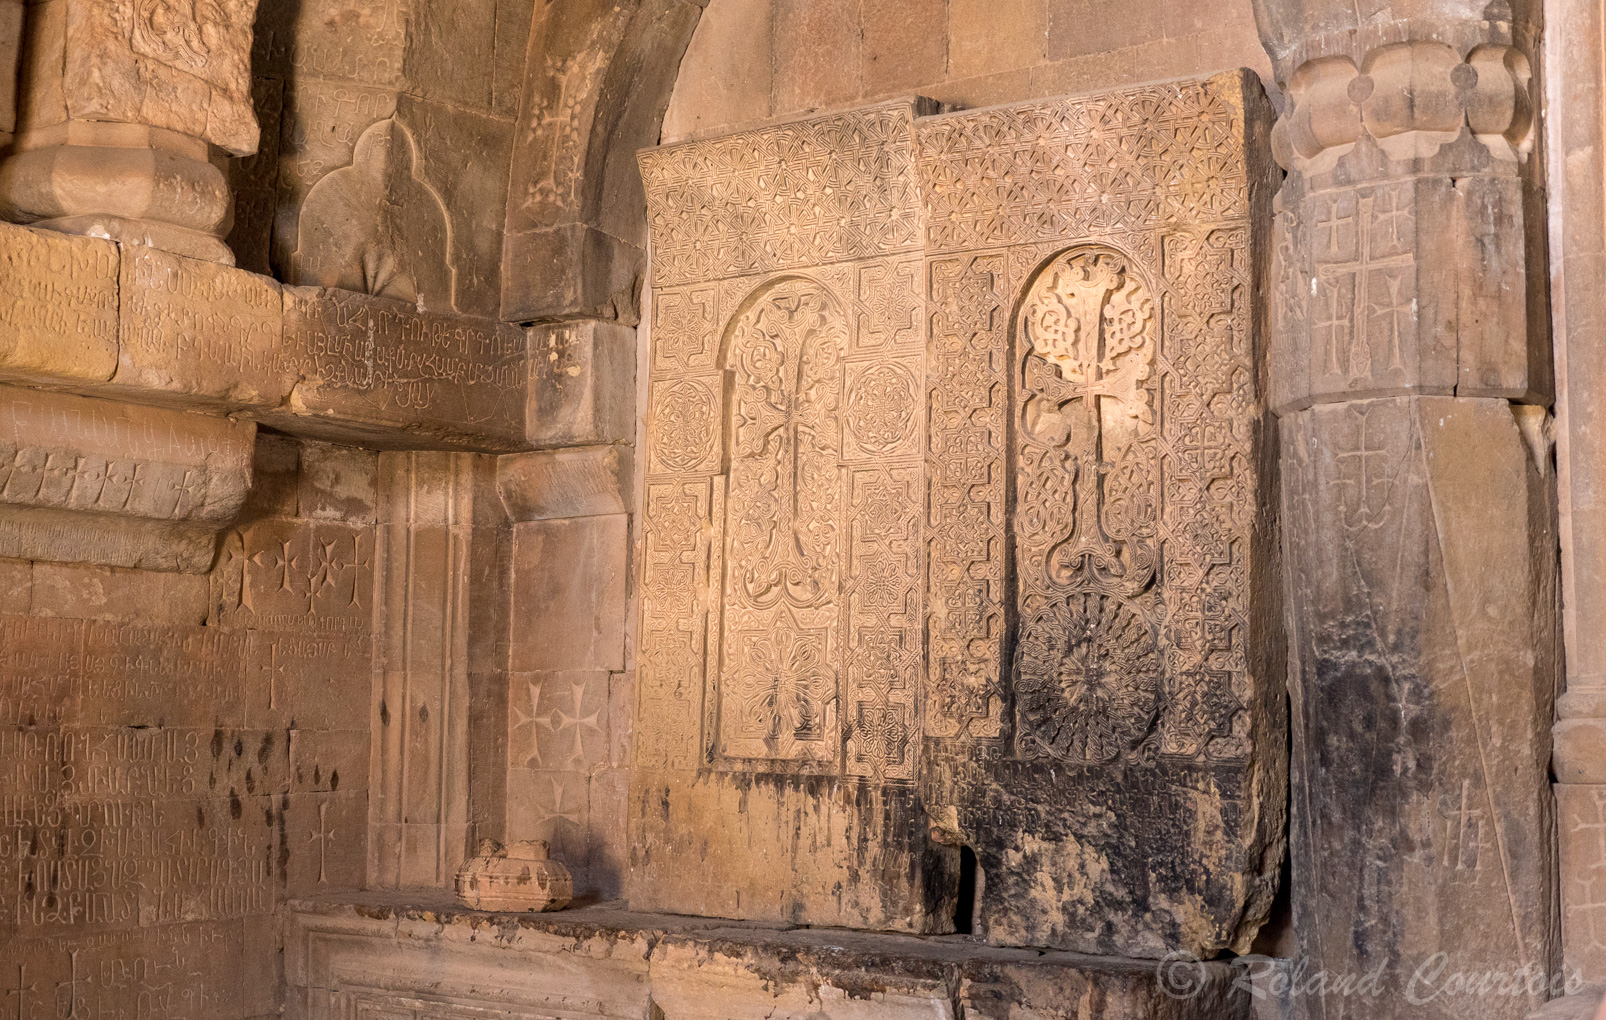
508;670;611;772
0;386;255;572
298;441;380;524
2;922;248;1019
31;562;208;625
497;445;633;522
509;515;628;673
1271;172;1546;412
113;244;289;409
0;219;117;383
499;223;643;324
526;320;636;448
277;287;528;451
277;791;368;897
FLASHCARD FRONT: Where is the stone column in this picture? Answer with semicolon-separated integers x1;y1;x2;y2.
1252;1;1560;1016
0;0;261;264
1544;0;1606;985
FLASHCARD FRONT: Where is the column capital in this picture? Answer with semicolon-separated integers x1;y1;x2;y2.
1252;1;1536;174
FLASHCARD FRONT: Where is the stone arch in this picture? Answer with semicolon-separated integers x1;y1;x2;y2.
500;0;705;323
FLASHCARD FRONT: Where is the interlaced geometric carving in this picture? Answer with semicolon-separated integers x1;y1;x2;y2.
641;103;925;288
635;76;1275;948
716;278;845;764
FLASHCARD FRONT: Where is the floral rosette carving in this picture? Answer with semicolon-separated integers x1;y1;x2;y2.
1016;593;1161;763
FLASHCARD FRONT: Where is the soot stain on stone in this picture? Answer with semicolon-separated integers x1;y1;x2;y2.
330;769;340;791
380;699;390;726
230;789;242;819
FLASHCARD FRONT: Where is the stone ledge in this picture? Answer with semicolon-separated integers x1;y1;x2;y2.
285;892;1253;1019
0;385;256;572
0;221;534;452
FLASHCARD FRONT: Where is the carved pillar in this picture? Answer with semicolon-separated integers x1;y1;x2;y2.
0;0;261;264
1545;0;1606;985
1253;1;1559;1015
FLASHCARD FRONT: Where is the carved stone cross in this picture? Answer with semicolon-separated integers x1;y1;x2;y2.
1020;249;1156;593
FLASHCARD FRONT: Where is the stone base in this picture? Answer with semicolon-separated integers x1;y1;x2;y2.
35;212;235;265
1528;988;1604;1018
286;893;1254;1019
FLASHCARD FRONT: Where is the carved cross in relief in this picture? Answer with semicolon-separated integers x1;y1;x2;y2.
56;951;87;1019
6;965;34;1020
1314;187;1415;382
1020;250;1156;592
308;801;336;884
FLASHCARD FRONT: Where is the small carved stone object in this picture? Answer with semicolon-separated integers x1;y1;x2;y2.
454;839;573;913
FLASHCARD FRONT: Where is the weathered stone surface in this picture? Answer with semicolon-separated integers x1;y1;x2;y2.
0;385;256;572
276;287;528;450
497;445;633;522
113;244;289;408
0;0;19;143
289;117;456;310
58;0;262;156
0;220;118;384
1527;989;1605;1019
1269;151;1545;413
1281;397;1557;1016
285;894;1255;1018
633;74;1285;956
661;0;1273;145
527;319;636;449
510;515;627;673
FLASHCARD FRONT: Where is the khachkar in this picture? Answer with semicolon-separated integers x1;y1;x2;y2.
633;100;954;930
915;72;1285;957
0;0;261;264
633;73;1288;953
1254;0;1559;1015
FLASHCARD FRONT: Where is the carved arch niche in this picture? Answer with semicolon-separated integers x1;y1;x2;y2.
712;275;848;768
1011;244;1164;766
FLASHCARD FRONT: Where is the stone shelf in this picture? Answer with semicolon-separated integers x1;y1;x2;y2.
285;892;1253;1018
0;220;530;453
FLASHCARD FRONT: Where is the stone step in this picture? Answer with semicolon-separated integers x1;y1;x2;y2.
286;892;1259;1019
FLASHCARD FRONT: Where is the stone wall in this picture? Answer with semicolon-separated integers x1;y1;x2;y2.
0;433;377;1020
238;0;533;317
663;0;1274;143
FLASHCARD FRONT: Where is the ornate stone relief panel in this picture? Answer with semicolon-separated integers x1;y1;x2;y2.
634;77;1282;954
915;72;1283;958
635;101;945;931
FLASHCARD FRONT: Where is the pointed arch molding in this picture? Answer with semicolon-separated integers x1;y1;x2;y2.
501;0;706;324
